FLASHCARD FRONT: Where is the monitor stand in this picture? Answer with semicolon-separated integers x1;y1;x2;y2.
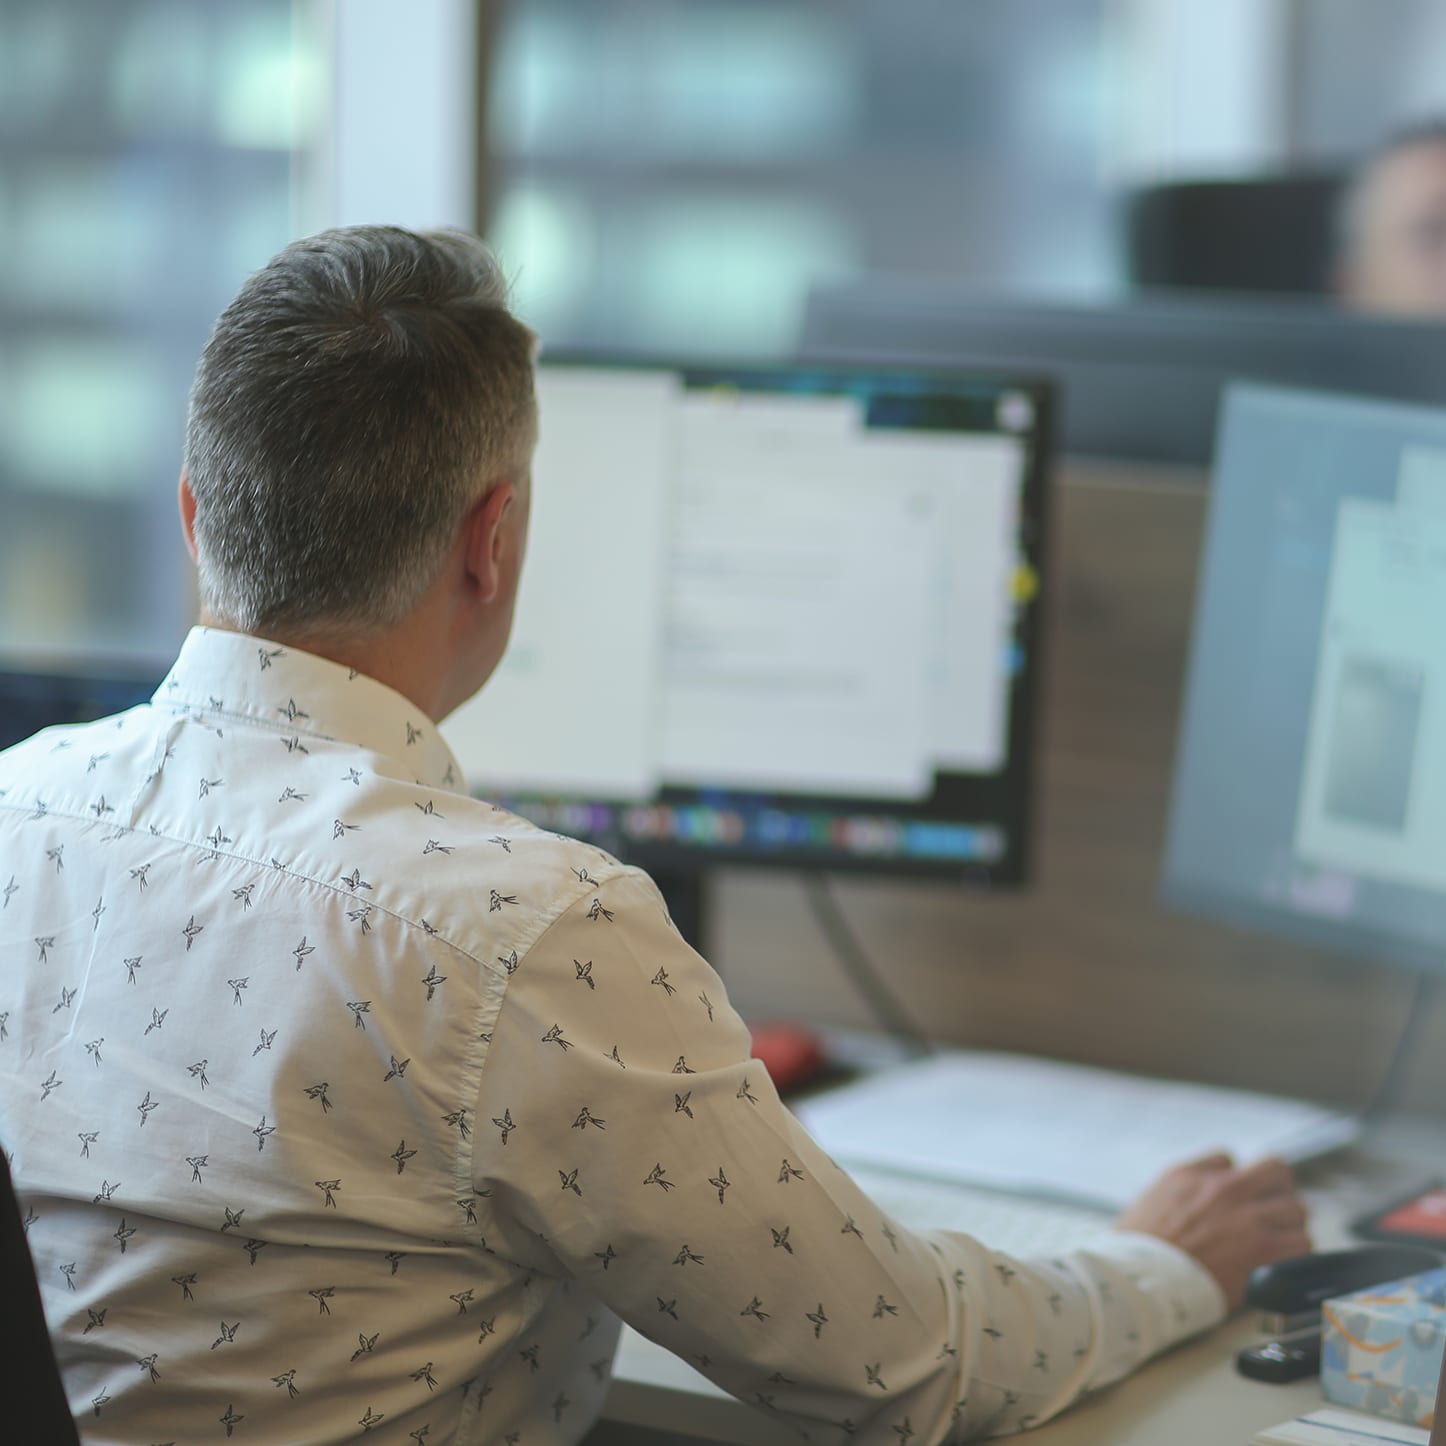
650;866;710;957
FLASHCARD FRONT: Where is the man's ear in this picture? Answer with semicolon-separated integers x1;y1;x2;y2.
463;481;517;605
178;470;199;563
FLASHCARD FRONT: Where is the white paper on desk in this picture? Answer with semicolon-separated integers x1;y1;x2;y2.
1251;1407;1430;1446
792;1051;1360;1211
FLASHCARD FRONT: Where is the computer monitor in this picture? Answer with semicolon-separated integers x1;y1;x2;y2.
799;282;1446;465
1163;383;1446;976
0;661;161;753
443;357;1054;892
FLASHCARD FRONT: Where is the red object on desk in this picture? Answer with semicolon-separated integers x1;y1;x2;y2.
750;1024;829;1095
1379;1188;1446;1240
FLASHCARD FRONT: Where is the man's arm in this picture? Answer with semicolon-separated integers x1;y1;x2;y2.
471;869;1290;1441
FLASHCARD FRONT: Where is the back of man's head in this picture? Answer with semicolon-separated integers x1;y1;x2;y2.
184;225;536;636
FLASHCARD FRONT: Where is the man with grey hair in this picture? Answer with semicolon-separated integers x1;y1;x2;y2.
0;225;1309;1444
184;224;538;689
1336;119;1446;317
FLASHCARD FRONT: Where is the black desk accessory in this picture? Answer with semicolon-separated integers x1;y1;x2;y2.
1236;1244;1443;1384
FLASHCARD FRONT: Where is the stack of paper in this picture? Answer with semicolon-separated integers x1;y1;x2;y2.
793;1050;1359;1211
1251;1407;1429;1445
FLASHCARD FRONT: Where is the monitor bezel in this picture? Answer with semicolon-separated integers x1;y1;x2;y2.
0;656;166;753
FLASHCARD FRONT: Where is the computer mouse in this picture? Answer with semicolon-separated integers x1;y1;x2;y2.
750;1023;830;1095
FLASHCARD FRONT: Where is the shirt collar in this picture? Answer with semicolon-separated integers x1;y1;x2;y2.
154;626;466;792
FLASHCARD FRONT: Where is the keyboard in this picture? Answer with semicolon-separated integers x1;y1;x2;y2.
850;1165;1114;1258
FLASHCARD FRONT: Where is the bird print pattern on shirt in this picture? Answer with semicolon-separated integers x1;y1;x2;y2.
0;626;1222;1446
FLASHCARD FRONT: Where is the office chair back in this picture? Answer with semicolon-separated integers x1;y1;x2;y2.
1126;174;1345;297
0;1153;80;1442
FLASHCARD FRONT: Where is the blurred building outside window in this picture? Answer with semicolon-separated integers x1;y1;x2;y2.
0;0;326;666
10;0;1446;670
482;0;1446;354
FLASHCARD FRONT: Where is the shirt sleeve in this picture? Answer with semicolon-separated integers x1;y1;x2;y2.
471;869;1225;1442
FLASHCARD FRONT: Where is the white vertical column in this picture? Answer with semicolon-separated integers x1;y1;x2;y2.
1103;0;1294;182
307;0;477;232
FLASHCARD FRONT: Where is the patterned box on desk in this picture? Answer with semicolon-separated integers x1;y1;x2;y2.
1321;1267;1446;1429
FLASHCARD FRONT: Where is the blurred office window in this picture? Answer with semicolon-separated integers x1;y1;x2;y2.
0;0;324;662
1288;0;1446;162
482;0;1446;352
482;0;1114;354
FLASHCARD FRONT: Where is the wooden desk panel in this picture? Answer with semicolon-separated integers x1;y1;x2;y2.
711;461;1441;1115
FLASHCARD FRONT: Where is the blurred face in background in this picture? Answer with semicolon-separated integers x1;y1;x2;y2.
1339;139;1446;319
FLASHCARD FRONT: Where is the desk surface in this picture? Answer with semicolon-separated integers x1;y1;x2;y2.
601;1119;1441;1444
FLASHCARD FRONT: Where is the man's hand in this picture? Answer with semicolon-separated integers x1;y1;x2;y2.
1115;1152;1312;1310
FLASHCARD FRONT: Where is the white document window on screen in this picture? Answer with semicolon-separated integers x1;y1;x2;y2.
656;391;1027;796
658;390;935;798
442;368;678;800
1397;444;1446;515
445;368;1030;805
1294;499;1446;895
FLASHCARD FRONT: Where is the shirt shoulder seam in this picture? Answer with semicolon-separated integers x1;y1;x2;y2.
0;799;633;974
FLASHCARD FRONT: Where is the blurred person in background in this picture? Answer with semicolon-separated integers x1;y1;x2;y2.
1336;120;1446;318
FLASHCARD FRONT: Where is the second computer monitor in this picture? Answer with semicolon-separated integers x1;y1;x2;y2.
443;358;1053;883
1164;383;1446;975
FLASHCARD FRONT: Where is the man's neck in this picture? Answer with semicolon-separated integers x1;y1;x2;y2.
198;610;459;723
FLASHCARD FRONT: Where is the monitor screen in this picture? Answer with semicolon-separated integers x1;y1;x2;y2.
443;358;1053;882
1163;384;1446;974
0;663;161;753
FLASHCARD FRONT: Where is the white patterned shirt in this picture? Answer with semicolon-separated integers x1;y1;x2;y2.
0;627;1223;1444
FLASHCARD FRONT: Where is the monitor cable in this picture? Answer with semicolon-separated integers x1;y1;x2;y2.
802;876;936;1060
1362;971;1437;1125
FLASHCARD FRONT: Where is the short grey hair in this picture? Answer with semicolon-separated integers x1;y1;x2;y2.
184;225;536;634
